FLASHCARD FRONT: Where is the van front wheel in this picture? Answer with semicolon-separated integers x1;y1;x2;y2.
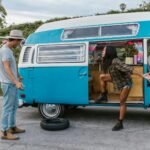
38;104;64;119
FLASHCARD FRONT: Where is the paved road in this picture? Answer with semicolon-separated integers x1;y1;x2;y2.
0;97;150;150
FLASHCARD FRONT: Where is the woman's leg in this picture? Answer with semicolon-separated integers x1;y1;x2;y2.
99;74;108;93
96;74;112;102
99;74;112;92
112;87;131;131
119;87;130;120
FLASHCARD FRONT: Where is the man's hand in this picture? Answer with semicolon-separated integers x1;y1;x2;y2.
15;81;23;89
18;76;23;82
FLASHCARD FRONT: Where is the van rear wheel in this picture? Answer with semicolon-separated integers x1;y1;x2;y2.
38;104;64;119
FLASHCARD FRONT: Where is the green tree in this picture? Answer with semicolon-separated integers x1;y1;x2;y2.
120;3;127;12
1;1;150;61
142;1;150;10
0;0;7;28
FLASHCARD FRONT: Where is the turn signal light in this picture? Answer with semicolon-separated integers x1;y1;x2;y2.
20;94;26;98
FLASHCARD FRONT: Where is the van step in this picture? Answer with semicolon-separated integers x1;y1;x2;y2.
89;100;143;104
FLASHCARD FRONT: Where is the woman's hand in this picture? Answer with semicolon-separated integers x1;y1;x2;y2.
143;72;150;80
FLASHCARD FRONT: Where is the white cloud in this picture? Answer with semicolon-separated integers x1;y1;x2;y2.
2;0;146;25
5;10;58;25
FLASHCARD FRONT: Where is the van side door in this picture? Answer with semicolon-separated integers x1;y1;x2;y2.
144;39;150;107
33;42;89;105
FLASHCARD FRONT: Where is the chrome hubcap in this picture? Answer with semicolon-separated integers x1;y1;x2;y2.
42;104;61;118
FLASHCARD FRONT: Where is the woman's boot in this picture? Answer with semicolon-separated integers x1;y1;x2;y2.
95;91;108;103
112;120;124;131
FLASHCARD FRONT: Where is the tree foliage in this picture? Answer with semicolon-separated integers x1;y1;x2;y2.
1;1;150;38
120;3;127;12
1;1;150;61
139;0;150;10
0;0;7;28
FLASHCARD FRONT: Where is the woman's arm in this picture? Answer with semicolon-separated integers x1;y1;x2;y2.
132;69;143;78
114;58;143;78
114;58;133;74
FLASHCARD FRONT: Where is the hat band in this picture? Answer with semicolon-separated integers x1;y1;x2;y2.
10;35;23;38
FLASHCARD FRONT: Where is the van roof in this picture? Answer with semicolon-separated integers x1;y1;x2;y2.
36;12;150;33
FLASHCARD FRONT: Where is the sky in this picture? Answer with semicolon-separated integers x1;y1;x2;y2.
2;0;148;25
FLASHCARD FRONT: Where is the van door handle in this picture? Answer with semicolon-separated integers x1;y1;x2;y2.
79;72;87;76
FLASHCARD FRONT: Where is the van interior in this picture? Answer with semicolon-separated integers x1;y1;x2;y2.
88;40;144;104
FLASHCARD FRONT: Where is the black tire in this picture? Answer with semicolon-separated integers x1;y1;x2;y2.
38;104;64;119
40;118;70;131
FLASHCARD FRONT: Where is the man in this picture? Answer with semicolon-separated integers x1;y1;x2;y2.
0;30;25;140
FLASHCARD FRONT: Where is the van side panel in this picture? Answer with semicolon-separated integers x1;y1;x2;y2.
19;66;88;105
25;21;150;45
26;29;63;44
18;68;34;104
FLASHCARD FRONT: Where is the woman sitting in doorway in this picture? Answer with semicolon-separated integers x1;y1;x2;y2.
95;46;143;131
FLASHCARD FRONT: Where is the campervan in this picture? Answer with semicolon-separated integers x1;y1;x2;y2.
18;12;150;119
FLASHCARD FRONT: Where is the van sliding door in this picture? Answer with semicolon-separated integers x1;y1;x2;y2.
33;42;89;105
144;39;150;107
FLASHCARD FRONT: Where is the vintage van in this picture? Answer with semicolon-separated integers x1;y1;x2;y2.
18;12;150;119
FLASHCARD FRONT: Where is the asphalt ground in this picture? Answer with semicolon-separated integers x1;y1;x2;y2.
0;97;150;150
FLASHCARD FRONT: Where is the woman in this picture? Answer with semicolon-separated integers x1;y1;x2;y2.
96;46;143;131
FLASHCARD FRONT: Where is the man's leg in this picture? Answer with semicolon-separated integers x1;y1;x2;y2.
0;83;19;140
8;85;25;134
1;83;10;132
8;85;18;128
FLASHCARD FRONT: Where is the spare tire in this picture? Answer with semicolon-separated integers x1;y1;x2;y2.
40;118;70;131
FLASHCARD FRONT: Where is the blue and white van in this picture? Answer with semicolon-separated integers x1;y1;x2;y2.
18;12;150;119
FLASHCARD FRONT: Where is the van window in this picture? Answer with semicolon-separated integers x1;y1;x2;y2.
101;24;139;37
37;45;86;63
62;27;99;39
22;47;32;63
31;49;35;64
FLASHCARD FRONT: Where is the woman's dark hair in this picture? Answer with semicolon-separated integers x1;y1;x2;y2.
102;46;117;73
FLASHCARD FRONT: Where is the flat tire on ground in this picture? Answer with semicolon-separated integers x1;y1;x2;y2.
40;118;70;131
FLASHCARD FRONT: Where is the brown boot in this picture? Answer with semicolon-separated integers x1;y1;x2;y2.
8;127;25;134
0;131;19;140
